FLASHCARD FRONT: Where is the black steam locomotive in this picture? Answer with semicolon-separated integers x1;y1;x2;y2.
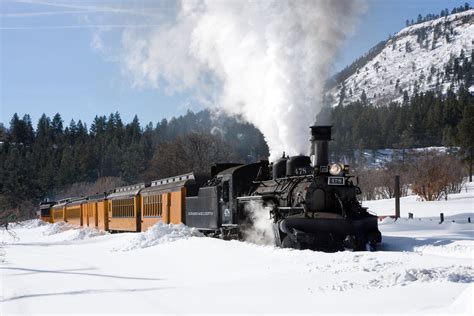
185;125;382;251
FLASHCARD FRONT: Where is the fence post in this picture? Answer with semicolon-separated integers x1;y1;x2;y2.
439;213;444;224
469;148;472;182
395;175;400;219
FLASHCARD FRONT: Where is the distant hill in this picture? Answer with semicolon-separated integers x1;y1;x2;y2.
327;9;473;107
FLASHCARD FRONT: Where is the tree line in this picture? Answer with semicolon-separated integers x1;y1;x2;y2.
0;110;269;219
331;86;473;159
405;2;471;27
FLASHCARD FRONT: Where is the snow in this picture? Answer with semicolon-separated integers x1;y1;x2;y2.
116;222;203;251
1;184;473;315
328;9;473;107
351;146;454;168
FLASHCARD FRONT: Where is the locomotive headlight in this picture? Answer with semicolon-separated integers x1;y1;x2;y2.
329;163;343;175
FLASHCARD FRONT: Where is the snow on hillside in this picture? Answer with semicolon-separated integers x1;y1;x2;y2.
328;9;473;107
1;185;473;315
347;146;455;168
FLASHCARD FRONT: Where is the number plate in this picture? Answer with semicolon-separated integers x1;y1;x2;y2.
328;177;345;185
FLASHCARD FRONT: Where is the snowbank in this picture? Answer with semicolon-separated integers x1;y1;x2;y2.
9;219;48;229
116;222;203;251
325;265;473;292
373;266;473;287
42;221;78;236
65;227;107;241
414;243;474;259
41;222;107;242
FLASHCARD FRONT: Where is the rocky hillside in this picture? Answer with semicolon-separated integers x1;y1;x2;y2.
327;9;473;107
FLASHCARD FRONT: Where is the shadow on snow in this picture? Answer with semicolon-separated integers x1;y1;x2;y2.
1;287;173;302
0;267;163;281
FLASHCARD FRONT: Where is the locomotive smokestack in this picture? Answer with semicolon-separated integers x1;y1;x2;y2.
310;125;332;166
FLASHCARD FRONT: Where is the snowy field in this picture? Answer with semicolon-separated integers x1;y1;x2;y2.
1;184;473;315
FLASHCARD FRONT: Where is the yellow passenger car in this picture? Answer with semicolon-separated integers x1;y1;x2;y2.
107;183;146;232
51;199;69;223
83;193;109;231
97;198;109;231
65;198;85;226
140;173;197;231
82;196;97;228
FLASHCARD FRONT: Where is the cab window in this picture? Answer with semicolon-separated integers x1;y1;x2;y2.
222;181;230;202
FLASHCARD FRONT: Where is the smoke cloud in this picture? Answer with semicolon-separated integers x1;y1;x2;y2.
120;0;366;159
242;200;275;246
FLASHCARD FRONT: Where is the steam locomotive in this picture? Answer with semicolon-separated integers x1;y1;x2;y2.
40;125;381;252
186;125;382;251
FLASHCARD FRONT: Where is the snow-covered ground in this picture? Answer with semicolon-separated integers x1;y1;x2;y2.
1;184;473;315
364;180;474;220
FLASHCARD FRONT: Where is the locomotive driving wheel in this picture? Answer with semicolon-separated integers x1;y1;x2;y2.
281;235;303;249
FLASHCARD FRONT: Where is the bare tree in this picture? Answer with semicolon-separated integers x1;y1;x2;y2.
378;160;410;199
409;151;466;201
352;167;382;201
0;196;21;240
145;132;235;181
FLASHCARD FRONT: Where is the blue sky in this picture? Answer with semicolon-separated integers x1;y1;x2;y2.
0;0;470;127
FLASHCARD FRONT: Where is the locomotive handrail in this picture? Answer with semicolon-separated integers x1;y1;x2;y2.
278;206;304;210
237;195;266;201
277;206;305;216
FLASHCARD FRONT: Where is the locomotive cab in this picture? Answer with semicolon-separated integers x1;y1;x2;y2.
185;162;265;238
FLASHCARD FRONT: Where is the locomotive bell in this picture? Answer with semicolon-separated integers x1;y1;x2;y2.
310;125;332;166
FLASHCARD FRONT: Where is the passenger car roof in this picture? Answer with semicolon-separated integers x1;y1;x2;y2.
107;183;146;199
141;173;195;194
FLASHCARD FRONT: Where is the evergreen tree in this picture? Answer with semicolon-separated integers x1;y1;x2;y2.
51;113;63;138
36;114;52;144
417;14;423;23
457;104;474;181
58;146;76;186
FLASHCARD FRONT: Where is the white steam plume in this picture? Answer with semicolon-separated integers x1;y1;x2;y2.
243;201;275;246
120;0;366;160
